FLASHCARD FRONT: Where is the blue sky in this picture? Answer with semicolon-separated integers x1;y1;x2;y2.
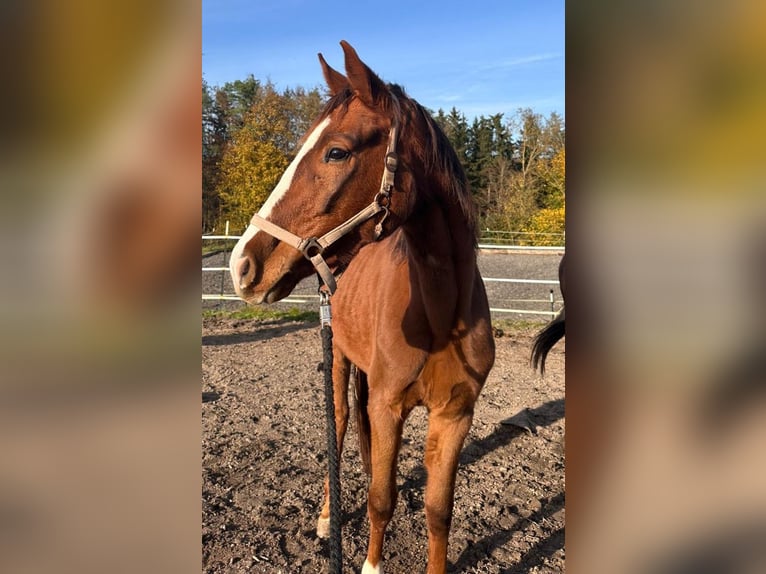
202;1;564;120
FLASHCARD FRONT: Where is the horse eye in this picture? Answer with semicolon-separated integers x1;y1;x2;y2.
325;148;350;162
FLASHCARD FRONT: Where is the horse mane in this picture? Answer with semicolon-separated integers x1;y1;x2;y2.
317;85;478;239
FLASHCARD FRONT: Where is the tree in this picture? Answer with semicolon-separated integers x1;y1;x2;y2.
491;109;565;231
464;113;515;214
216;87;292;231
544;111;565;155
433;108;448;130
511;108;545;191
494;169;539;232
285;86;325;150
490;113;514;160
442;107;469;165
217;138;289;231
219;75;262;130
202;78;229;231
202;77;262;231
466;116;494;192
522;206;565;245
536;147;565;209
213;83;327;232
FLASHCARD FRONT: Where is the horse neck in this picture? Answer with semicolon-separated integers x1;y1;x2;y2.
402;191;478;333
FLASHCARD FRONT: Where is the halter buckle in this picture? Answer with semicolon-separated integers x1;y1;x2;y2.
385;152;398;173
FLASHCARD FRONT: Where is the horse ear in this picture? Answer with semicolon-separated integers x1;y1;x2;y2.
318;52;349;96
340;40;387;107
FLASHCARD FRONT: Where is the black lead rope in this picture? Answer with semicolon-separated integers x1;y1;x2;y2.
319;281;343;574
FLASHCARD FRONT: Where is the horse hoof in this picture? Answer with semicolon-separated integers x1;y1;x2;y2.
316;516;330;539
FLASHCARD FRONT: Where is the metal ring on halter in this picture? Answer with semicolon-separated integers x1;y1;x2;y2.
299;237;324;260
374;190;390;206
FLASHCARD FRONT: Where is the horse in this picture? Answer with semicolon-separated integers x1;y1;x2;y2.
532;253;565;374
229;41;495;574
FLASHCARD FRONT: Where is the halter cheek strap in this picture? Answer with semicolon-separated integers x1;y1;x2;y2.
249;198;386;293
248;94;401;295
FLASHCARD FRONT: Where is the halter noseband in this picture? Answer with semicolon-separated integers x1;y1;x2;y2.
248;94;401;294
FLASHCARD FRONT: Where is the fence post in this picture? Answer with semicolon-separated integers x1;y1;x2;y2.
549;289;554;317
219;221;231;306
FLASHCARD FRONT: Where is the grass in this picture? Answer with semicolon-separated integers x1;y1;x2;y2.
492;317;547;333
203;305;319;323
202;240;237;257
203;305;544;336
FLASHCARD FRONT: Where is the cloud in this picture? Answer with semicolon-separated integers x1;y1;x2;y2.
478;53;562;72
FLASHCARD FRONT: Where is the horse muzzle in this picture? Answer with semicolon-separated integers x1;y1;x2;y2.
232;249;304;305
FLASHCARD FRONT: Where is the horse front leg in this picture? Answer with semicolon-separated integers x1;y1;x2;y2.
423;389;476;574
362;398;406;574
316;350;350;538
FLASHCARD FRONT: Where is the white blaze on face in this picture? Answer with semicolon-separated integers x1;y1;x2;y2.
228;117;331;286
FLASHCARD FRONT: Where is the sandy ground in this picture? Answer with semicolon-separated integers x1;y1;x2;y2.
202;312;564;573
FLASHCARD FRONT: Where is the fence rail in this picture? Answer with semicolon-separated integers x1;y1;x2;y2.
478;244;564;252
202;234;564;318
478;230;565;247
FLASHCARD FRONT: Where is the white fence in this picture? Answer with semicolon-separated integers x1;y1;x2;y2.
203;235;564;318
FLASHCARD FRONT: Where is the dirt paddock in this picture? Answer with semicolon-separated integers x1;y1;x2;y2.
202;313;564;574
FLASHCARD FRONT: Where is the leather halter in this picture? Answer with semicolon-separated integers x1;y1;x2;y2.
249;94;401;294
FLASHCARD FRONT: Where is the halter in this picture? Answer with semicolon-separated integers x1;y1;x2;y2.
249;94;401;294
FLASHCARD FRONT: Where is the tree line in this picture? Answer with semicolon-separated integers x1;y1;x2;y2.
203;76;564;244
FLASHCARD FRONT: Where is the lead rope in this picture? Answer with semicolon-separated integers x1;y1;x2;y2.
319;280;342;574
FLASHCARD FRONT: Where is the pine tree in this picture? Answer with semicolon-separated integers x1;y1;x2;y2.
443;107;469;165
202;79;230;231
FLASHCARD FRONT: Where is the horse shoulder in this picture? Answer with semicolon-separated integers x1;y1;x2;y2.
461;266;496;379
332;239;430;379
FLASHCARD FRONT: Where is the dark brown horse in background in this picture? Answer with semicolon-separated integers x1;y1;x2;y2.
229;41;494;573
532;253;565;373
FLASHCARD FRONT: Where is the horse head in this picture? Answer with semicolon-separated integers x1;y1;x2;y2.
229;41;414;303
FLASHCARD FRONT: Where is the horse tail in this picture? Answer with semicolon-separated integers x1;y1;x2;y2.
532;306;565;375
353;364;372;476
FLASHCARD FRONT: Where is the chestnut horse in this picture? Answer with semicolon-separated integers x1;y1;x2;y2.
532;253;566;374
229;41;495;573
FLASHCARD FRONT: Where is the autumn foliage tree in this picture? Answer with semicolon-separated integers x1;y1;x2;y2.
202;79;323;233
216;88;293;231
520;146;565;244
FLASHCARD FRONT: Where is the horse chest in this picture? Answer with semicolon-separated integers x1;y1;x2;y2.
331;254;432;380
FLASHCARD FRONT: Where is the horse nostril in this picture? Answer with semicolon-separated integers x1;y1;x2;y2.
239;257;250;277
236;255;256;289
